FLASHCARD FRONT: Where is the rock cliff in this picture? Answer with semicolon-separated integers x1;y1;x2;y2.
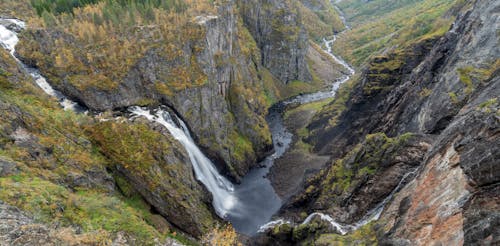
0;47;214;240
264;0;499;244
238;0;312;83
16;1;276;180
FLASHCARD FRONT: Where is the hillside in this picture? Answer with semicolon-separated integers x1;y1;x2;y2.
0;0;498;245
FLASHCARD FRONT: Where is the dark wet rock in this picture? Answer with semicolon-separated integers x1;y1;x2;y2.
0;19;22;32
463;185;500;245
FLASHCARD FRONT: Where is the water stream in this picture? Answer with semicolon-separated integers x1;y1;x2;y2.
283;37;354;106
0;19;85;112
0;8;364;237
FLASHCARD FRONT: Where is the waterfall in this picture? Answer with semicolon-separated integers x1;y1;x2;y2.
129;107;238;218
0;19;84;112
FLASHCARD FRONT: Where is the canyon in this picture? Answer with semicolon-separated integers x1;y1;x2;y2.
0;0;498;245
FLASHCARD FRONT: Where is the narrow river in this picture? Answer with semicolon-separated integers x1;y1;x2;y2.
0;6;357;236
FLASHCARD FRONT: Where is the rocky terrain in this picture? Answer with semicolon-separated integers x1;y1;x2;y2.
259;0;499;244
0;0;498;245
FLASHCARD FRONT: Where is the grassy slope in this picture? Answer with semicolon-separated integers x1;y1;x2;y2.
0;47;201;244
334;0;461;66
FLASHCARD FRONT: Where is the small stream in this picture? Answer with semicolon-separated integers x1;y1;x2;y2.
0;8;361;236
0;19;85;112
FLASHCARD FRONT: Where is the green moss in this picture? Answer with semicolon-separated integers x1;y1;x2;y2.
114;174;135;197
369;55;405;72
228;131;255;163
449;92;459;104
477;98;498;113
314;222;377;245
320;132;413;196
0;177;162;243
89;121;171;179
478;98;498;109
457;66;475;94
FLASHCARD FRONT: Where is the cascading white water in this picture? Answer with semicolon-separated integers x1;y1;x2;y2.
129;107;238;218
0;19;83;112
259;3;421;235
283;34;355;106
260;168;420;234
0;23;19;55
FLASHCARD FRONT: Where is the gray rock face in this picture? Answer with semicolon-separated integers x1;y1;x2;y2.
389;0;500;135
239;0;312;83
0;157;18;177
378;102;499;245
284;133;433;224
16;2;274;180
280;0;499;244
307;0;499;158
0;200;58;246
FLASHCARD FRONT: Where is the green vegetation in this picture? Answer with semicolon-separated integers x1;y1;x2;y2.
228;130;255;163
312;132;414;197
0;177;161;242
18;0;214;93
457;66;475;94
0;48;211;243
284;98;333;122
0;49;170;243
477;98;499;114
89;121;172;177
16;0;277;177
31;0;100;15
449;60;499;105
0;0;35;17
30;0;187;16
308;73;357;135
457;60;500;95
449;92;459;104
296;0;345;40
314;222;377;245
334;0;461;66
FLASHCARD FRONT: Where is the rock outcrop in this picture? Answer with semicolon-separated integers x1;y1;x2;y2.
0;200;183;245
0;47;213;239
238;0;312;83
16;1;274;180
378;100;499;245
286;133;433;224
265;0;499;244
89;118;217;237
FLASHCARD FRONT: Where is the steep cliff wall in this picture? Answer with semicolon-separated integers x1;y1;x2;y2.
238;0;312;83
265;0;499;244
16;1;274;180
